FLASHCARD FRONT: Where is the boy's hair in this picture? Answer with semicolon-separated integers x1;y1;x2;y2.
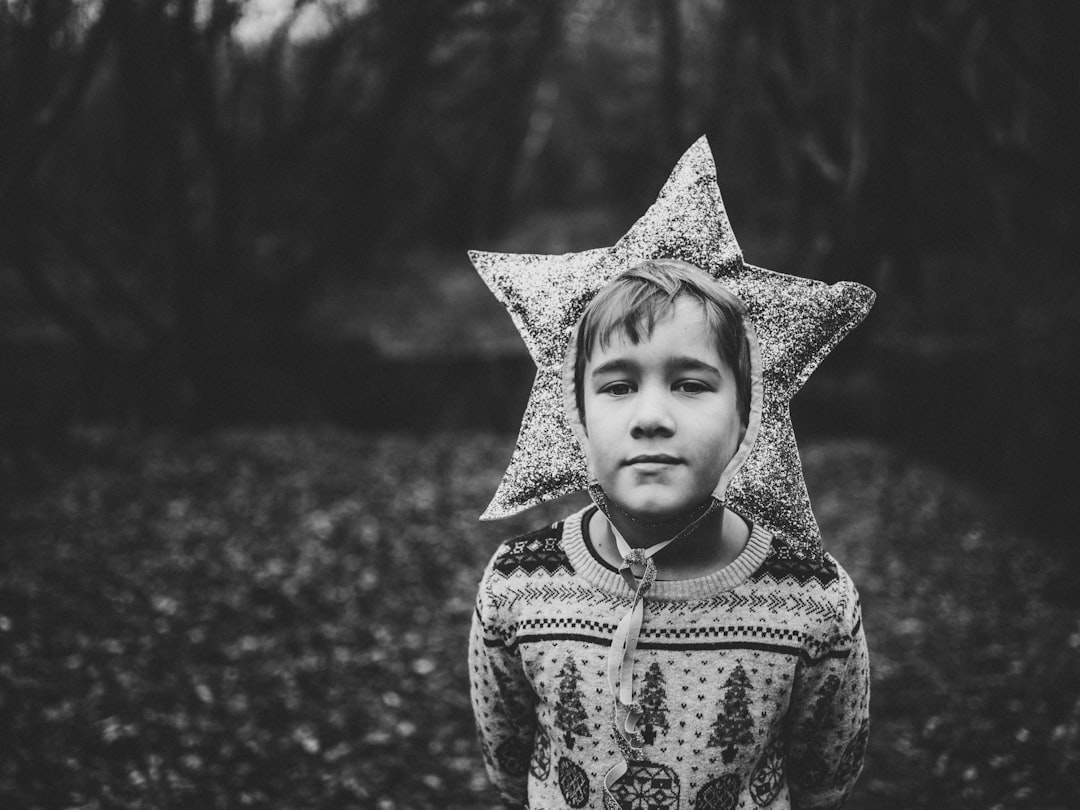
574;259;752;425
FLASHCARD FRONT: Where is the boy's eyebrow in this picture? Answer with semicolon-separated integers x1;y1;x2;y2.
590;355;723;377
589;358;637;377
668;356;723;375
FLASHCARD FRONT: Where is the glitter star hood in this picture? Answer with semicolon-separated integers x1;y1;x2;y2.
469;136;875;560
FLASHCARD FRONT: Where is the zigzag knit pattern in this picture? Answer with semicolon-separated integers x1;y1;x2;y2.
469;507;870;810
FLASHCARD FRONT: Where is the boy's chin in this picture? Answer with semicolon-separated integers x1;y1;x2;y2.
616;492;710;522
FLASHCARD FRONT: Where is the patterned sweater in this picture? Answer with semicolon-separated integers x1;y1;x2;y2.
469;507;870;810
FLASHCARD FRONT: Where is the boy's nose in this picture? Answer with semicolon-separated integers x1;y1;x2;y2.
629;388;675;438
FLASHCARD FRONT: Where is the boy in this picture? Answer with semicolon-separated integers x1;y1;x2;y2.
468;138;872;810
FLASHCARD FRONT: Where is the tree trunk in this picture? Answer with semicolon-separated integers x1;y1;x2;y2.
656;0;683;158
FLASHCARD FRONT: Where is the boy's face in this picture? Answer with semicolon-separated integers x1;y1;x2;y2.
582;296;745;520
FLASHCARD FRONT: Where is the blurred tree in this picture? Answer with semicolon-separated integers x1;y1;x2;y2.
0;0;564;425
0;0;116;353
109;0;247;424
655;0;684;159
1;0;1077;526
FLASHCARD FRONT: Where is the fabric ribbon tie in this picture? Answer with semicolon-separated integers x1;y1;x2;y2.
590;486;721;806
603;526;661;802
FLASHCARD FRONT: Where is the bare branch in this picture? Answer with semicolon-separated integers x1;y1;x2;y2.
10;250;110;354
36;201;170;343
0;0;115;202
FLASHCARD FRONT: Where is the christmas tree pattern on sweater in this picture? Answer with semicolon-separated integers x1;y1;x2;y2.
706;663;755;764
639;662;670;746
554;653;592;750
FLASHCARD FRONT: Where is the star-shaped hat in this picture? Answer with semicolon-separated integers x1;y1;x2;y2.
470;136;874;559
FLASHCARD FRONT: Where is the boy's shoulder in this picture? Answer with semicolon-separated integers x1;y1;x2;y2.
487;518;574;579
746;544;861;634
748;545;843;590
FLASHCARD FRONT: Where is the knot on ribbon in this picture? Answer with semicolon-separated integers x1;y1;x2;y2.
621;547;647;568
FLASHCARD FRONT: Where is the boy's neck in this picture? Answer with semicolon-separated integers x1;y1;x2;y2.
591;504;750;580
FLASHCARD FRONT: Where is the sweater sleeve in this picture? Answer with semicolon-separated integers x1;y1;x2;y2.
785;563;871;810
468;554;538;807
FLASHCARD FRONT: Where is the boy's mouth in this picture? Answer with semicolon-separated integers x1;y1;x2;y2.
625;454;682;466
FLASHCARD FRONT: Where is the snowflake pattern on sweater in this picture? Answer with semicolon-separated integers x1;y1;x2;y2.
469;508;870;810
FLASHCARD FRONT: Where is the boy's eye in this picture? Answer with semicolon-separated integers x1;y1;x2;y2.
675;380;711;394
601;382;634;397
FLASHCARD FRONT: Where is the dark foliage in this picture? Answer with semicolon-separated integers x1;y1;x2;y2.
1;429;1077;808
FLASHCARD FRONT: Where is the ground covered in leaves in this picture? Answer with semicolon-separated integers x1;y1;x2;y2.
2;428;1078;809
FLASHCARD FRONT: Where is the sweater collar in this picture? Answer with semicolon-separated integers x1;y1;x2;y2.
563;506;772;601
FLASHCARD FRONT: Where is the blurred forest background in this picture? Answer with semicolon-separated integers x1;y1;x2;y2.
2;1;1079;809
3;0;1078;528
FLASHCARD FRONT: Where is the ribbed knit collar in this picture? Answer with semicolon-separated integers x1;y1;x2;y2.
563;506;773;602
